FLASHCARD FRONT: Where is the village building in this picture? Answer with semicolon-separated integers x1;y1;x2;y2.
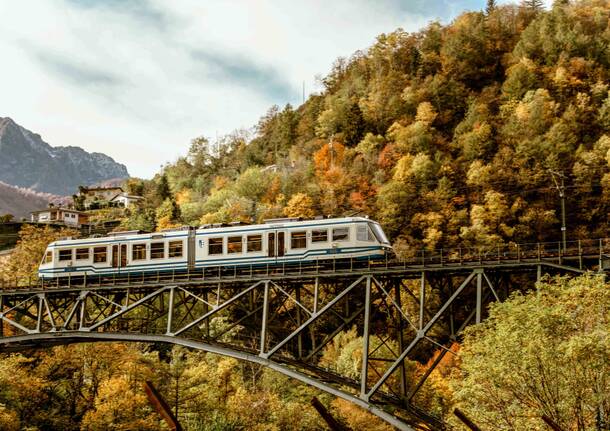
76;186;143;209
109;192;144;208
30;205;89;227
78;186;124;201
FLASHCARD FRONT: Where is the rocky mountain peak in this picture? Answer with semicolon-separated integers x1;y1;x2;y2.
0;117;129;196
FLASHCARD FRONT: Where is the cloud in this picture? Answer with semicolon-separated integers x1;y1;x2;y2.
0;0;499;178
190;50;295;102
32;49;123;88
378;0;482;20
65;0;173;30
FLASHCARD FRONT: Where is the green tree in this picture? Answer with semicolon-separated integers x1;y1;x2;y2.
451;275;610;430
156;174;171;201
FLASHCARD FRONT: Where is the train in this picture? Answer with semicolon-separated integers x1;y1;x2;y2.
38;217;392;279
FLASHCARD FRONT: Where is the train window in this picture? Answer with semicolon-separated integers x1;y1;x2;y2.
332;227;349;242
311;229;328;243
357;224;374;241
59;249;73;261
247;235;262;252
93;247;107;263
168;241;183;258
75;248;90;260
227;236;242;254
132;243;147;260
369;223;390;244
42;251;53;264
151;242;165;259
209;237;223;255
291;231;307;249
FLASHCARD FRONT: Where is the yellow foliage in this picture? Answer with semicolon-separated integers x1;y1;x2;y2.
466;160;493;186
0;225;79;282
331;398;393;431
156;215;179;231
393;154;414;182
284;193;316;219
0;406;19;431
81;376;158;431
175;189;192;206
415;101;437;124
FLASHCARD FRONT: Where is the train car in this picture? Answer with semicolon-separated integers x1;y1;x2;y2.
38;216;392;279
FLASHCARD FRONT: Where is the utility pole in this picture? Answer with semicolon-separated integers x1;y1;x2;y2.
549;170;567;251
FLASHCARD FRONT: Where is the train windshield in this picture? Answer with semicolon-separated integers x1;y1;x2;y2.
41;250;52;265
369;223;390;244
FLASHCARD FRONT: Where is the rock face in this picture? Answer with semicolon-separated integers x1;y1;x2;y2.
0;117;129;196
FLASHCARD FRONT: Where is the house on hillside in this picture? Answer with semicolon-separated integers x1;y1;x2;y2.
78;186;124;201
109;192;144;208
76;186;144;209
30;205;89;227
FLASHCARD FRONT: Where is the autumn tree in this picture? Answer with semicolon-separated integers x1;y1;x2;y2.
155;198;181;231
451;275;610;430
0;225;79;282
284;193;316;219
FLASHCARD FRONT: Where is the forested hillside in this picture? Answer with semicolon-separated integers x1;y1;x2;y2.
124;0;610;252
1;1;609;430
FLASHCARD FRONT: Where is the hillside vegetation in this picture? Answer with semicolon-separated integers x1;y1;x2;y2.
0;1;609;430
125;0;610;253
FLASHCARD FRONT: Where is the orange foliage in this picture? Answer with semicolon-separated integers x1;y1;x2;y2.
313;141;346;176
263;175;282;204
378;143;401;172
349;179;378;213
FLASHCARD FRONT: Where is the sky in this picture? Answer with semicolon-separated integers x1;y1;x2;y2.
0;0;552;179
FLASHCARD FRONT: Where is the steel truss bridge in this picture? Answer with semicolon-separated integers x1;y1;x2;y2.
0;239;608;430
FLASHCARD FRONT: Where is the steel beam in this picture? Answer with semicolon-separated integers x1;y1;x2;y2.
360;276;372;398
366;271;476;399
260;281;270;355
262;275;366;359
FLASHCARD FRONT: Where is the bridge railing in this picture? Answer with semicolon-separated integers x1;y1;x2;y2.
398;238;609;267
0;238;608;291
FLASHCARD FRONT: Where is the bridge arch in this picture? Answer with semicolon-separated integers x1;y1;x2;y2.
0;331;414;430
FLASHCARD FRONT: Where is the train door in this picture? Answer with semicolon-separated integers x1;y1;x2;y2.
267;231;285;261
112;244;128;272
187;228;196;271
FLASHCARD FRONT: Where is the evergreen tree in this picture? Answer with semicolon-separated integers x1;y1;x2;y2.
156;174;171;201
521;0;544;10
485;0;496;15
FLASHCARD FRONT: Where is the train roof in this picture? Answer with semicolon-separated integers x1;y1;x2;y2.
47;217;380;247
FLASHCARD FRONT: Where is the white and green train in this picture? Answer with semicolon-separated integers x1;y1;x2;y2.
38;217;392;279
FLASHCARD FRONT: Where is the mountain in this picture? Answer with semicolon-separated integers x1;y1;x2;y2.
0;181;65;218
0;117;129;196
